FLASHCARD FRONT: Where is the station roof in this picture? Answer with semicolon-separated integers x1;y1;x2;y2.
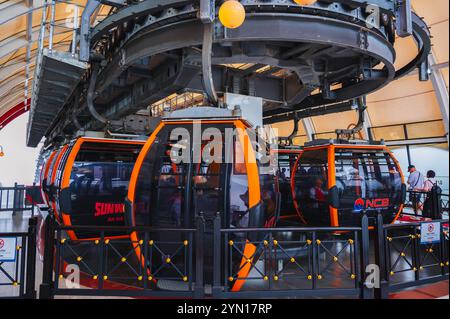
0;0;448;142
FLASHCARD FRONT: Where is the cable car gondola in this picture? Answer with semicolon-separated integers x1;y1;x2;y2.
53;137;145;240
126;108;274;291
291;140;406;227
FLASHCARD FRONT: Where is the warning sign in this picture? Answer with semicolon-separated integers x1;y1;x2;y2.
0;238;17;262
420;222;441;245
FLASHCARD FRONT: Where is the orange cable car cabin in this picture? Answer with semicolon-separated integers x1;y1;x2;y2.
51;137;145;240
291;140;406;227
126;109;275;291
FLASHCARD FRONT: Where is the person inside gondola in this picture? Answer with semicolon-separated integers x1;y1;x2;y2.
309;177;327;205
169;192;182;226
280;167;287;181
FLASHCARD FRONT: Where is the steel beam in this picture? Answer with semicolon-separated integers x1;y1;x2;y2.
79;0;101;62
0;37;28;60
0;0;28;25
0;1;46;25
302;118;316;142
96;14;395;105
362;108;373;140
385;137;448;147
24;0;34;99
429;53;449;144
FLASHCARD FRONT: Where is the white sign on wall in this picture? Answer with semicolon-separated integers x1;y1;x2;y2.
420;222;441;244
0;237;17;262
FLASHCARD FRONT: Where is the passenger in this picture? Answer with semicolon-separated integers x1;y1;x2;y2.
280;167;287;180
421;170;442;219
169;193;182;226
310;177;327;203
422;170;437;192
407;164;425;191
407;165;425;214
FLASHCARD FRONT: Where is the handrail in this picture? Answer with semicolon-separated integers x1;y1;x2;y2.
56;225;197;232
220;226;362;233
384;218;449;229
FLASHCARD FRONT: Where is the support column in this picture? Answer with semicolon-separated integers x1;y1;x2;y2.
302;117;316;141
428;53;449;145
362;109;373;140
24;0;33;99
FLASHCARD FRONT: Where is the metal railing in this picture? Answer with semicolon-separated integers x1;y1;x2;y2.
210;213;370;298
39;215;203;299
402;190;449;220
37;206;449;299
0;184;39;216
39;213;374;299
38;209;450;299
0;217;37;299
373;213;449;298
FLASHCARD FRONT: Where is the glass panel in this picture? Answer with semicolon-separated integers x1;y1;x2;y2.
294;149;330;225
370;125;405;141
313;132;336;140
276;152;301;220
406;121;446;139
68;142;143;230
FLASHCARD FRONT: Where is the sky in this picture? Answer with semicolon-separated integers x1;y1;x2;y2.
0;113;41;186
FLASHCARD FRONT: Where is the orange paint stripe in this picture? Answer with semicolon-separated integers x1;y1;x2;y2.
327;145;339;227
234;120;261;208
127;122;165;204
231;242;257;292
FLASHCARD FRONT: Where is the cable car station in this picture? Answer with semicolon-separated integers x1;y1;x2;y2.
0;0;448;301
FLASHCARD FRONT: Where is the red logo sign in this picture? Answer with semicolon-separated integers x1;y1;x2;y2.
0;239;4;249
354;198;390;211
94;202;125;217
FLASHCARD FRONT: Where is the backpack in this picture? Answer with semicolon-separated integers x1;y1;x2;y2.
423;181;442;218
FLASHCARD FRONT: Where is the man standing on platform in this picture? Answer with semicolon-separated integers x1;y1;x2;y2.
407;165;425;214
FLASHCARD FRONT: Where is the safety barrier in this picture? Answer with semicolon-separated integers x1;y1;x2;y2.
373;213;449;299
0;217;37;299
39;215;203;299
403;190;448;220
0;183;40;216
210;213;370;298
34;210;450;299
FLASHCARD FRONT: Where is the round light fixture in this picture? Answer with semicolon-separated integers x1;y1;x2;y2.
218;0;246;29
293;0;318;5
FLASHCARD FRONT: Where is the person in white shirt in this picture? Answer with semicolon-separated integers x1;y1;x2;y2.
422;170;437;192
407;165;425;214
407;165;424;191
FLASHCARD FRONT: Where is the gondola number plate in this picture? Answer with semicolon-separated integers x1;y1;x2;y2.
0;238;17;262
420;222;441;244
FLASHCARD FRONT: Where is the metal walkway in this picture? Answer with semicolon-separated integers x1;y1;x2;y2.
27;49;87;147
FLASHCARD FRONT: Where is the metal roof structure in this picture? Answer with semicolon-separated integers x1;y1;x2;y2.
0;0;448;148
